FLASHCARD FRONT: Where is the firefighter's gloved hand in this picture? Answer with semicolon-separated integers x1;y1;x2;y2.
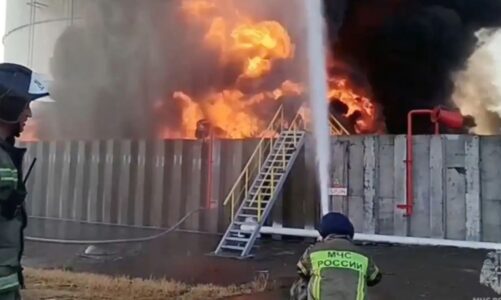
0;190;25;220
367;272;382;287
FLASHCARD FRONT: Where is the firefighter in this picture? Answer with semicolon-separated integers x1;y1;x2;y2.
290;212;382;300
0;63;50;299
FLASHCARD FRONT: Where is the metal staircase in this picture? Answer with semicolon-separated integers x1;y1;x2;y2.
214;105;350;258
214;106;305;258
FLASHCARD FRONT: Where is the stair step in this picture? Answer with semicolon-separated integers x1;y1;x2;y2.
245;199;270;204
271;148;296;152
263;163;288;167
243;205;269;210
251;184;274;189
229;229;249;234
241;206;264;211
259;170;286;175
261;169;286;174
249;192;272;197
245;200;271;206
278;137;300;140
248;194;273;199
268;156;293;159
262;165;287;169
251;184;274;188
225;236;250;242
258;173;282;176
249;189;274;193
237;213;258;219
221;245;245;251
255;179;277;184
250;188;274;193
263;163;288;168
233;218;264;225
259;171;285;176
259;172;283;180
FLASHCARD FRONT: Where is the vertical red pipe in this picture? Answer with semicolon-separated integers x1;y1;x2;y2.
401;108;464;216
400;110;435;216
206;130;214;209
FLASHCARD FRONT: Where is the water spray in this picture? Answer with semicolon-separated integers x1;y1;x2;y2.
304;0;331;216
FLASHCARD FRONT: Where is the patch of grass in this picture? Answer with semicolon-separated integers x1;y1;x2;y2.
22;268;268;300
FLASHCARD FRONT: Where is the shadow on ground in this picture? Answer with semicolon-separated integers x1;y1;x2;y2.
24;218;499;300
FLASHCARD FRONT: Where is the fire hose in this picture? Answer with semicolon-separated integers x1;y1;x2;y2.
25;207;207;244
22;158;212;245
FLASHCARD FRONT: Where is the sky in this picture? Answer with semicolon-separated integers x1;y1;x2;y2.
0;0;5;62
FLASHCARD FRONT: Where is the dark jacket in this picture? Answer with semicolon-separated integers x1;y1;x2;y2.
0;138;27;294
292;234;382;300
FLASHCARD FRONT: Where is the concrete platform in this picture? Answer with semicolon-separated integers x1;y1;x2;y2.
23;219;501;299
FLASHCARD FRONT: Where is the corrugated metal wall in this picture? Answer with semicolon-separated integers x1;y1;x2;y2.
20;139;261;233
20;135;501;242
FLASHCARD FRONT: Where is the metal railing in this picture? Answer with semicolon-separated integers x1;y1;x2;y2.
222;105;305;221
296;107;350;136
330;114;351;135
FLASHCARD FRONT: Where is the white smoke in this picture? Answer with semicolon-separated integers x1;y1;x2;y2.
452;29;501;135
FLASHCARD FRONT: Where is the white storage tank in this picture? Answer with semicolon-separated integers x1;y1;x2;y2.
3;0;81;72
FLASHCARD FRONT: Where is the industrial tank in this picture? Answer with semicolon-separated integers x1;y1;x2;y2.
3;0;81;72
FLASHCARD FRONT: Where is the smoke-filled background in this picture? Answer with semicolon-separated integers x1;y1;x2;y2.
34;0;309;140
453;29;501;134
324;0;501;134
26;0;501;139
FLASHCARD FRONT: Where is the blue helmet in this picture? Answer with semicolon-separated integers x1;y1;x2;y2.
0;63;50;123
319;212;355;239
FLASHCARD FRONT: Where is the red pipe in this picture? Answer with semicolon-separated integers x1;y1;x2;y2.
397;109;438;217
206;130;214;209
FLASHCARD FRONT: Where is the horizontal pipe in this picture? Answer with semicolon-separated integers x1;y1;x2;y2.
259;227;501;250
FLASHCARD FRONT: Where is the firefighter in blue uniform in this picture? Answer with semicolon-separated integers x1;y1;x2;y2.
0;63;49;299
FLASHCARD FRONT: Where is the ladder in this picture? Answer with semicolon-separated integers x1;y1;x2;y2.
214;129;305;258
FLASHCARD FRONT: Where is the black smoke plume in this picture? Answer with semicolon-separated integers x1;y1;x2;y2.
324;0;501;133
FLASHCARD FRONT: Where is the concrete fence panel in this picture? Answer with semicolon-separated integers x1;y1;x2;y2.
18;134;501;243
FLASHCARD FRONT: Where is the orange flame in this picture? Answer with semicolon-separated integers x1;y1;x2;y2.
170;79;304;139
166;0;301;139
328;77;378;133
181;0;216;17
25;0;382;141
202;14;294;79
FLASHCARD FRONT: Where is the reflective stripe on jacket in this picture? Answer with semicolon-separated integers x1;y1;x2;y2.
0;273;19;293
295;235;381;300
0;139;27;292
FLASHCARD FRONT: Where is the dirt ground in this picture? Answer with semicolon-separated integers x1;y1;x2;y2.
23;219;501;300
21;268;266;300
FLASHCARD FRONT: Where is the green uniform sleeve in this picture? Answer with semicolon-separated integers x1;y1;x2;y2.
0;159;17;201
366;256;382;286
296;245;313;278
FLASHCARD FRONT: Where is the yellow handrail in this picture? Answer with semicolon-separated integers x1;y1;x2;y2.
223;104;309;222
223;105;285;207
292;105;349;136
222;105;348;223
330;114;351;135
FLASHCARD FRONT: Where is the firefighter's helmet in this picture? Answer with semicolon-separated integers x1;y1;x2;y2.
319;212;355;239
0;63;50;123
